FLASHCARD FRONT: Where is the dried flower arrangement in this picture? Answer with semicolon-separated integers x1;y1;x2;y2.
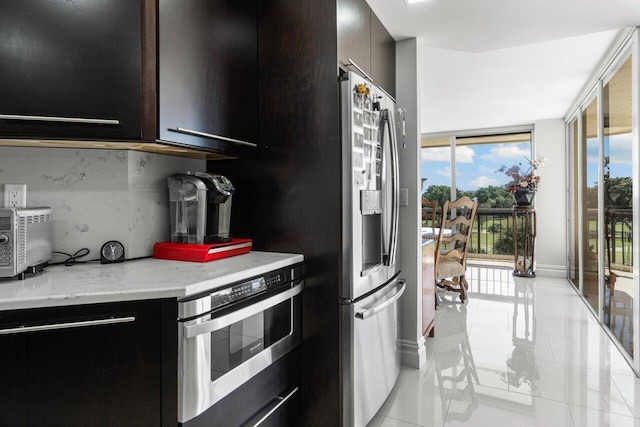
496;157;546;194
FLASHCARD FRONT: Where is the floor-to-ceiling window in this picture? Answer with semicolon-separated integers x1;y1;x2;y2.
567;29;637;370
602;55;634;356
568;117;580;291
421;131;532;260
581;94;600;313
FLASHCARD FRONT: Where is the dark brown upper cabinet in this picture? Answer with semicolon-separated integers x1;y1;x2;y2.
0;0;257;158
157;0;258;156
0;0;142;140
371;11;396;98
336;0;395;98
337;0;371;79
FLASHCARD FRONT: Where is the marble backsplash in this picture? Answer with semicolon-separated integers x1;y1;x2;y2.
0;147;205;261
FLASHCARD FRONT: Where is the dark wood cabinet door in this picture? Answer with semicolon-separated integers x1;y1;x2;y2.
337;0;371;77
371;11;396;98
0;0;142;140
0;333;28;425
159;0;257;156
0;299;174;427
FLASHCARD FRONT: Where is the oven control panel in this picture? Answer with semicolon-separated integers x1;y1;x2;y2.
178;264;303;319
210;269;291;310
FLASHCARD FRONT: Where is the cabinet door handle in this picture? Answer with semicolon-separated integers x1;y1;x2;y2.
346;58;374;83
0;316;136;335
173;127;257;148
0;114;120;125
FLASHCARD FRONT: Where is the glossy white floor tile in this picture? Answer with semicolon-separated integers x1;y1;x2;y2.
368;266;640;427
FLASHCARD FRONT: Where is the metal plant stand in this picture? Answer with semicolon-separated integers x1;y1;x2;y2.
512;206;536;277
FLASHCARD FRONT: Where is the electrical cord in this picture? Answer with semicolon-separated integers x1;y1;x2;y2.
50;248;94;266
49;249;153;267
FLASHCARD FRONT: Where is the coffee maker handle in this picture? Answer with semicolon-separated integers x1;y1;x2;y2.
175;198;188;234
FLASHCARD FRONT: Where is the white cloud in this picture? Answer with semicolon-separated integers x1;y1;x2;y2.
586;138;599;163
435;167;451;178
470;175;498;188
584;136;633;165
609;135;632;165
455;146;475;163
421;147;450;162
480;144;530;161
422;146;475;163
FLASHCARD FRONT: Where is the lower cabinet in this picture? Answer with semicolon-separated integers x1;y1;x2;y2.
180;347;300;427
0;299;177;427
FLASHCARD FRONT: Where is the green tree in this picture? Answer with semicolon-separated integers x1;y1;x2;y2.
473;185;513;208
606;177;632;208
585;184;598;208
585;177;632;209
422;185;475;207
422;185;453;207
493;227;516;255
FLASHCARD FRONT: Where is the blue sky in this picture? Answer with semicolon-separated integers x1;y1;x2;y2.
586;135;633;187
421;142;532;192
421;134;633;193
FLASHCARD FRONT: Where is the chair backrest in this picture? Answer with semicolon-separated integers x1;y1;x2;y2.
422;198;438;228
434;196;479;275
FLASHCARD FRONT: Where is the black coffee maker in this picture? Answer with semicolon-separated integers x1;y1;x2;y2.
168;172;235;244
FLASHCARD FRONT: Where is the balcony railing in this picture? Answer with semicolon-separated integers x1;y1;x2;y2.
607;208;633;267
586;208;633;270
425;207;633;268
425;208;515;261
468;208;515;260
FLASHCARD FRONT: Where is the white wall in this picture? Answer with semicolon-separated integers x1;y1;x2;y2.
533;119;568;276
396;38;427;369
0;147;204;261
418;31;619;134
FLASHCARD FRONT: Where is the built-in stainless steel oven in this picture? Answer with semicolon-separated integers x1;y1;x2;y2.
178;263;303;426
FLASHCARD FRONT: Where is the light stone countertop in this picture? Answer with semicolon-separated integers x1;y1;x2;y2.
0;251;304;311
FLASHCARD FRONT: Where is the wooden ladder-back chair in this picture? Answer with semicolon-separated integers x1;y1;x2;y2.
422;198;438;229
434;196;479;303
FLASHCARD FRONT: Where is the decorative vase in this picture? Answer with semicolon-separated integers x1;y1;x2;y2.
513;188;535;206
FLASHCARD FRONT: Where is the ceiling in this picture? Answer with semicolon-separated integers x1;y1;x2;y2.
366;0;640;134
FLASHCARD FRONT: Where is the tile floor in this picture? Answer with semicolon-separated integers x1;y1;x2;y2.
368;266;640;426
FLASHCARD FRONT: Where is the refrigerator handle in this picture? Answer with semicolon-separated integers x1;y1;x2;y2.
355;279;406;320
385;109;400;267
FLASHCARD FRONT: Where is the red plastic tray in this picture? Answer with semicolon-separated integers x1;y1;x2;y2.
153;238;252;262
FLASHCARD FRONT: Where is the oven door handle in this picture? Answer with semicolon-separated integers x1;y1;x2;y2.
184;282;304;339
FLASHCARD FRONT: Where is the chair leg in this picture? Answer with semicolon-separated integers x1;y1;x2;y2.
437;278;468;303
459;284;467;302
459;276;468;302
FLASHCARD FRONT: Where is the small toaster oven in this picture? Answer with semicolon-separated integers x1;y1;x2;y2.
0;207;52;279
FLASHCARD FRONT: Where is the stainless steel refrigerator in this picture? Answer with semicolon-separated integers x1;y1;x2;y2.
340;71;405;427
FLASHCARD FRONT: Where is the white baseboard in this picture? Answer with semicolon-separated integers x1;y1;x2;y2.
398;337;427;369
535;264;567;278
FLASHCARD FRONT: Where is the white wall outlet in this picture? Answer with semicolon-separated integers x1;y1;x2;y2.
399;188;408;207
4;184;27;208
